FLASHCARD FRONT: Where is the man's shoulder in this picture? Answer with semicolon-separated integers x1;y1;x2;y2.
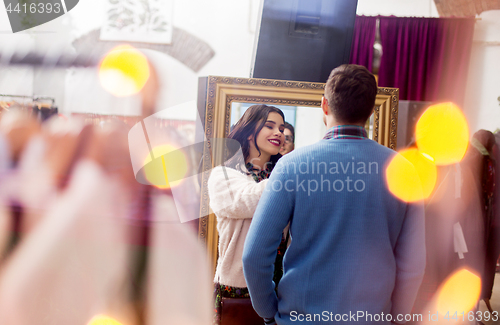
284;139;395;159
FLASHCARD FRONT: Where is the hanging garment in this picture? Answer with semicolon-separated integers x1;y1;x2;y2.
413;136;488;313
0;133;12;258
146;190;212;325
482;131;500;300
0;133;11;174
0;160;135;325
0;200;10;261
14;136;57;233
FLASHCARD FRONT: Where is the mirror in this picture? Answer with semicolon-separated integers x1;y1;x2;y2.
197;75;399;272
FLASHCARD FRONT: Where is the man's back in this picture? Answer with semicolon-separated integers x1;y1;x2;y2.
243;138;425;325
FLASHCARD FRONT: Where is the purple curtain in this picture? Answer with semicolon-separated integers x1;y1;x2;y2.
349;16;377;72
425;17;476;106
378;17;438;101
377;16;475;106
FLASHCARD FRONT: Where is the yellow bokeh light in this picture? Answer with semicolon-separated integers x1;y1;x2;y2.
99;45;150;97
87;315;124;325
143;144;188;189
402;148;437;199
436;268;481;314
386;148;436;202
415;102;469;165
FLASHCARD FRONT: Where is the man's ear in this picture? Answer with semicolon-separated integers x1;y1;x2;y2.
321;97;329;116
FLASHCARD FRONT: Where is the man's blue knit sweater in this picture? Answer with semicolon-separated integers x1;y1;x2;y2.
242;136;425;325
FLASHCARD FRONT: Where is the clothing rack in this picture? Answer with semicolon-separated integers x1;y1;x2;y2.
0;94;58;121
0;51;98;68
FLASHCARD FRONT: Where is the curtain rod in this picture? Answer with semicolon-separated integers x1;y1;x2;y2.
0;94;56;105
0;94;33;99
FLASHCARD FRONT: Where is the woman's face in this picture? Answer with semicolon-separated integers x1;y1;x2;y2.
253;112;285;158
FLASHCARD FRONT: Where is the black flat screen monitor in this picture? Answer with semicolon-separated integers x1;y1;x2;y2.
251;0;358;83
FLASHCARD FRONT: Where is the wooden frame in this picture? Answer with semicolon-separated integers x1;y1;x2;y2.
197;75;399;272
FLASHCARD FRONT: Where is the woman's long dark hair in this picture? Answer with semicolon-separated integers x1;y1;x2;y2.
225;104;284;171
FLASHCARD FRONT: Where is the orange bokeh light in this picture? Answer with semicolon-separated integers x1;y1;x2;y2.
386;148;437;202
87;315;124;325
415;102;469;166
436;268;481;314
99;45;150;97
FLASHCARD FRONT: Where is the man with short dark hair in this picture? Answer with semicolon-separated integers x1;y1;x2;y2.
243;64;425;325
323;64;378;125
279;122;295;155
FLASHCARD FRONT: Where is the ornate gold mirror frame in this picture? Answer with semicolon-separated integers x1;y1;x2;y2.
198;75;399;272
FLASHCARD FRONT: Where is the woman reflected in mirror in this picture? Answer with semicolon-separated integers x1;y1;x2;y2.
208;104;289;324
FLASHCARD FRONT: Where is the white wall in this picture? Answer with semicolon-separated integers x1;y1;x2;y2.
53;0;258;119
463;10;500;133
0;12;35;98
295;106;326;149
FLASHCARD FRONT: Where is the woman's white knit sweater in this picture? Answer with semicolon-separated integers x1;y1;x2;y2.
208;166;268;288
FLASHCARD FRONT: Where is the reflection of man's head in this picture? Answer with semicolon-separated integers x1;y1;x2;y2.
279;122;295;155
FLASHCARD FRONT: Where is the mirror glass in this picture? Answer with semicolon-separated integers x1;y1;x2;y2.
230;102;375;149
